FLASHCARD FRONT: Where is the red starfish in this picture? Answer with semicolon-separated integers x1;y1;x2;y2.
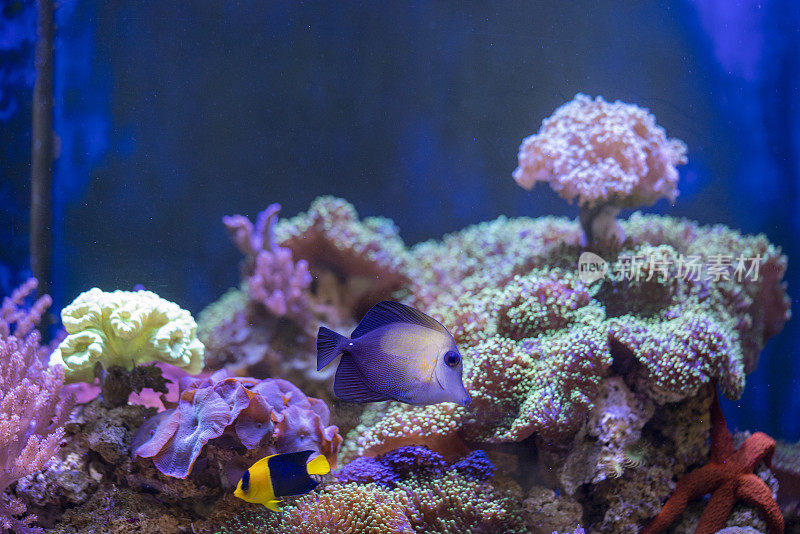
643;389;784;534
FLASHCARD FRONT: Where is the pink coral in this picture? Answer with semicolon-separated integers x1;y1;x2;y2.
513;94;687;209
224;204;313;326
132;369;341;478
0;280;73;533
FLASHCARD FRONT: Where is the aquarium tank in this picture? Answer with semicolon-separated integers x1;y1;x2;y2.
1;1;799;533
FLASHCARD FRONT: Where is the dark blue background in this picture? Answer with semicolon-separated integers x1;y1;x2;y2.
2;1;798;439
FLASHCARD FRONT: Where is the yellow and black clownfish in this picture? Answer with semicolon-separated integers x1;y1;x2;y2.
233;450;330;512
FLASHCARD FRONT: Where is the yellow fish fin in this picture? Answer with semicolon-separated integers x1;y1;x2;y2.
306;454;330;476
265;499;282;512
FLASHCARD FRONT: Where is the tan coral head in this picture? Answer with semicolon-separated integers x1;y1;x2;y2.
513;93;688;210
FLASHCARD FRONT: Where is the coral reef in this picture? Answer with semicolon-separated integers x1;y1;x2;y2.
30;95;793;533
132;369;342;479
324;184;788;534
199;198;411;414
218;447;526;534
348;211;789;461
0;280;73;533
36;375;339;532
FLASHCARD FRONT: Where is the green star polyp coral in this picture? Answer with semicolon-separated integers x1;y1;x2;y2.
51;288;205;383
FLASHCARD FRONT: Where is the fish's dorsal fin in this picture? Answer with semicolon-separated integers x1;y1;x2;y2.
334;354;391;402
351;301;447;339
248;454;277;475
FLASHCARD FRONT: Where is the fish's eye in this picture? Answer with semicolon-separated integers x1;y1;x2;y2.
444;350;461;367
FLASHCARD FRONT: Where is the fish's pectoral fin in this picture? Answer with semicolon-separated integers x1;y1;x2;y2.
334;354;391;402
265;499;283;512
351;301;448;338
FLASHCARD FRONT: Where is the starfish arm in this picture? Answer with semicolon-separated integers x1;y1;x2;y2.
734;432;776;473
642;466;726;534
695;481;736;534
710;388;735;463
735;473;785;534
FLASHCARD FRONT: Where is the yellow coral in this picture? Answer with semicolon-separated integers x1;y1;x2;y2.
50;288;204;383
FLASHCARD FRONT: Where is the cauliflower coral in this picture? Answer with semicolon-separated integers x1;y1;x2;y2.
50;288;205;384
513;94;687;244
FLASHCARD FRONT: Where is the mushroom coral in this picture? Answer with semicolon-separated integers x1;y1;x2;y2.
50;288;205;384
513;94;687;244
131;369;342;479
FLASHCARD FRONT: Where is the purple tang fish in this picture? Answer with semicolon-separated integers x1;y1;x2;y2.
316;301;471;406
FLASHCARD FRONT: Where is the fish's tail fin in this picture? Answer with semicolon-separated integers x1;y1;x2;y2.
316;327;348;371
306;454;330;476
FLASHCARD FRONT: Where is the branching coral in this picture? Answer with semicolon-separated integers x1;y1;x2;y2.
131;369;341;479
513;94;687;244
224;204;313;327
0;280;73;533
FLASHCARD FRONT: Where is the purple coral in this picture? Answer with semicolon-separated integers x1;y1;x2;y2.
334;456;399;486
0;280;73;533
132;369;342;478
223;204;313;326
335;446;495;488
379;445;446;477
453;450;496;481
